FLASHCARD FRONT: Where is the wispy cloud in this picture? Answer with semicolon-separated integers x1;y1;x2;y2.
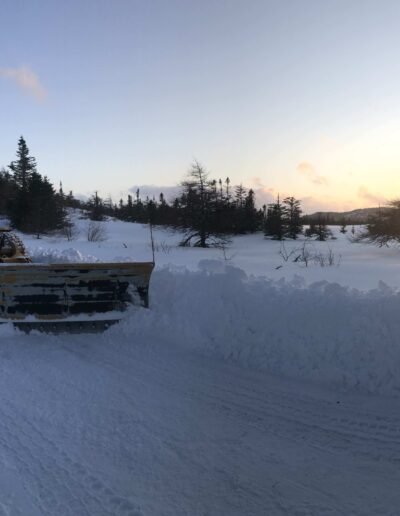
250;177;275;206
0;66;47;102
251;177;263;189
358;186;386;206
297;161;328;186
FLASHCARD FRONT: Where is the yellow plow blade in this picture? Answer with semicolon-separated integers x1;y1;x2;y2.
0;262;154;332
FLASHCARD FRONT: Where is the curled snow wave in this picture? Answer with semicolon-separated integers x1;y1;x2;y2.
113;261;400;396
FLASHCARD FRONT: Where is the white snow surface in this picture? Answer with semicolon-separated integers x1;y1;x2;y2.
1;213;400;514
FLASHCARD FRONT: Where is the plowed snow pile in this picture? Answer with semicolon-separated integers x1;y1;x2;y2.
111;262;400;396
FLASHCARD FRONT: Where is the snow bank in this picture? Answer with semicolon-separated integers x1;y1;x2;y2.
112;261;400;396
28;247;99;263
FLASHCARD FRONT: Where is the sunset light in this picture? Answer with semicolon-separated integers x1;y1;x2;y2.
2;2;400;515
2;1;400;211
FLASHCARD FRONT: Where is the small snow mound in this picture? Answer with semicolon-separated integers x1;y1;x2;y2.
0;322;20;336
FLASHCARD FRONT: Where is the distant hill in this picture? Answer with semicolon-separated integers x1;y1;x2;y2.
302;207;389;225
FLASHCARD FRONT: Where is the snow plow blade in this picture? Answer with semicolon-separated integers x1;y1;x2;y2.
0;262;154;333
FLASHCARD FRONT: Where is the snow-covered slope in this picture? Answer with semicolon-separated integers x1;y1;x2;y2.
1;213;400;514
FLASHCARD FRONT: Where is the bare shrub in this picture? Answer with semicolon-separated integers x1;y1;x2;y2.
293;241;313;267
327;246;341;266
313;247;341;267
313;252;327;267
218;241;236;262
279;240;341;268
62;221;79;241
149;240;173;254
279;242;298;262
87;221;107;242
279;242;290;262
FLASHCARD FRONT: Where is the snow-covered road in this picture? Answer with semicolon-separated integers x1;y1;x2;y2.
1;330;399;515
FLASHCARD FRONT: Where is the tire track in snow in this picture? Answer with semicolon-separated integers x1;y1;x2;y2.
1;335;400;515
0;396;143;516
73;338;400;464
55;337;400;514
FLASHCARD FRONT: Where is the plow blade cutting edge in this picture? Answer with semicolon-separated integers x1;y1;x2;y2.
0;262;154;333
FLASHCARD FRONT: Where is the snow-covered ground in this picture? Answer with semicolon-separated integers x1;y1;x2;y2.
2;214;400;514
19;213;400;290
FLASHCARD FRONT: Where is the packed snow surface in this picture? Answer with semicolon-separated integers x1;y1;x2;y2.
1;214;400;514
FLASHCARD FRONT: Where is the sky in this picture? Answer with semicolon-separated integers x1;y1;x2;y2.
1;0;400;212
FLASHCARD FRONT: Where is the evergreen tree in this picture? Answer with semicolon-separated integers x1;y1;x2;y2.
233;184;247;233
65;190;79;208
264;196;284;240
218;178;223;199
176;161;227;247
282;196;302;239
9;136;36;191
1;138;79;234
225;177;231;198
359;201;400;246
0;168;16;215
305;214;332;241
235;184;246;208
87;191;105;221
8;137;39;230
26;173;66;236
243;189;259;233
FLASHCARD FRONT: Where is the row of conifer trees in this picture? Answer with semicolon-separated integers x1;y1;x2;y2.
0;137;66;235
1;137;337;246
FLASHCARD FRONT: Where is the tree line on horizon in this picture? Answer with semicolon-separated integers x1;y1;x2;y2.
1;136;382;247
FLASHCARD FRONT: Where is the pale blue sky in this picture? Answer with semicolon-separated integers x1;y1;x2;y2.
1;0;400;211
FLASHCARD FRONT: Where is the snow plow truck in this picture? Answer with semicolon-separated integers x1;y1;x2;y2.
0;228;154;333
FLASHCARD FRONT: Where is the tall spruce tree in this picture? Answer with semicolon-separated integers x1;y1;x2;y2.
264;196;284;240
282;196;302;239
87;191;105;221
8;137;37;230
244;189;258;232
9;136;36;191
233;184;247;233
7;137;65;232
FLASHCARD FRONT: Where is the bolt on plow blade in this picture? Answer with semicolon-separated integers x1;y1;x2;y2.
0;262;154;333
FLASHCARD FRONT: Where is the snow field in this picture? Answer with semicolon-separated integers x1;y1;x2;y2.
2;214;400;514
10;214;400;396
